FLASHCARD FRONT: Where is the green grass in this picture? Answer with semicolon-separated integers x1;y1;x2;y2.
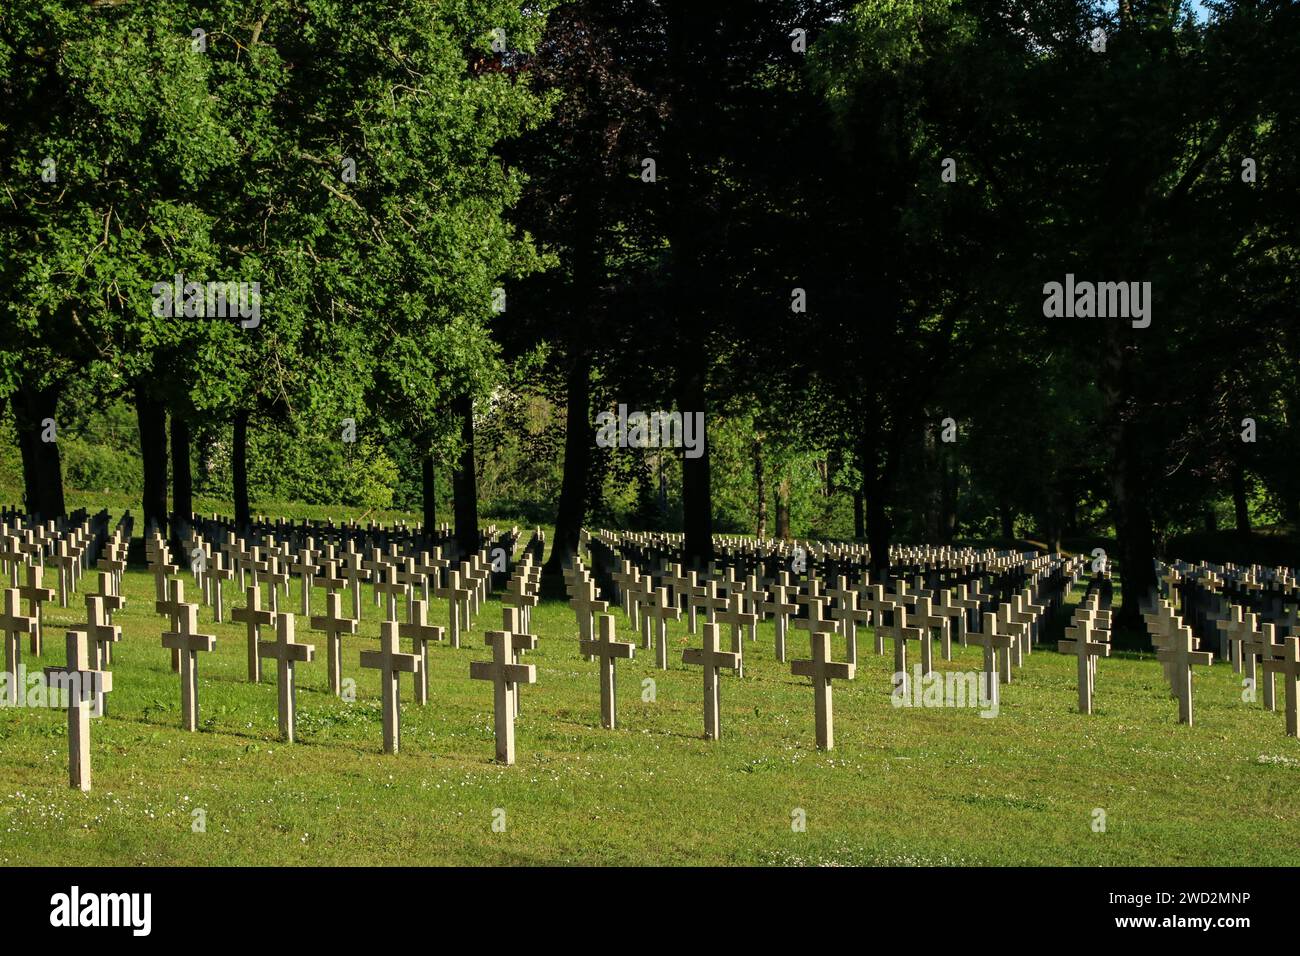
2;562;1298;867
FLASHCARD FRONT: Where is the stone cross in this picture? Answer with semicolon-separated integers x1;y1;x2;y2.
978;612;1017;699
860;585;896;655
828;577;860;666
433;569;471;648
232;585;276;683
759;584;798;663
1;588;36;706
361;620;422;754
913;595;945;677
310;590;358;697
155;578;189;674
643;585;681;670
1058;619;1109;714
682;623;741;741
487;607;537;718
790;629;855;750
886;604;923;697
289;547;316;615
258;611;315;742
52;539;78;608
690;578;727;629
207;551;233;622
161;604;217;731
399;598;445;705
737;574;766;642
1156;624;1213;726
996;602;1027;683
43;630;112;791
1261;635;1300;738
1243;621;1282;713
716;591;758;678
18;565;54;656
579;614;636;729
569;577;608;662
470;629;537;765
374;573;409;623
81;595;120;717
342;552;371;620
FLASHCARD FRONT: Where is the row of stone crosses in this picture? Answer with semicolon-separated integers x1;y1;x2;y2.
2;506;1297;793
577;529;1300;741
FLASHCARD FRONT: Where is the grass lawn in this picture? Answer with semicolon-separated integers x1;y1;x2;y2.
2;560;1298;867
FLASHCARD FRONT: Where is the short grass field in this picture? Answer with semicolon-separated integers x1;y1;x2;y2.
2;554;1299;867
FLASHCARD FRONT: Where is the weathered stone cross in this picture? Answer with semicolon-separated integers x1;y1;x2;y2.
643;585;681;670
790;629;855;750
258;611;315;742
17;565;54;656
361;620;421;754
470;628;537;765
579;614;636;729
1262;635;1300;738
1058;619;1109;714
682;623;741;741
310;590;358;697
43;630;112;791
1;588;36;706
1156;624;1213;726
759;584;798;663
161;604;217;731
232;585;276;683
716;591;758;678
399;598;445;705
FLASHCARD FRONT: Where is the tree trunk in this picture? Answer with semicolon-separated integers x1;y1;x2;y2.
422;454;437;536
853;490;865;540
233;408;251;533
999;502;1014;540
865;480;892;580
452;393;479;558
679;367;713;568
940;456;958;545
753;437;767;538
543;354;592;589
1101;318;1157;629
775;476;791;540
12;383;66;520
135;389;169;537
1231;462;1251;534
170;412;193;549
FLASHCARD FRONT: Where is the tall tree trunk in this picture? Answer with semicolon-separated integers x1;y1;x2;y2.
544;354;591;589
421;454;437;536
135;389;169;537
940;456;958;545
1231;462;1251;534
170;413;193;549
853;490;865;540
12;383;66;520
452;393;479;558
679;365;713;568
865;480;892;580
233;409;251;533
999;501;1014;540
775;476;791;539
753;436;767;538
1101;319;1157;629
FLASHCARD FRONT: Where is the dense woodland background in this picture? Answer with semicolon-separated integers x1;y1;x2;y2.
2;0;1298;626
